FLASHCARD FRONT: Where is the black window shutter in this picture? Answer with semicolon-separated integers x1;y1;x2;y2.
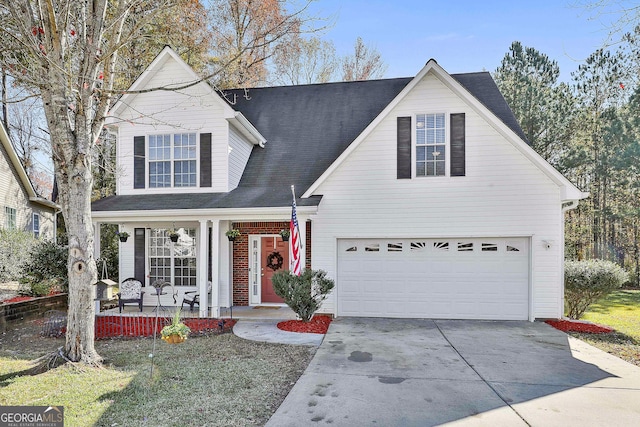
397;117;412;179
134;136;145;189
450;113;466;177
200;133;212;188
134;228;145;285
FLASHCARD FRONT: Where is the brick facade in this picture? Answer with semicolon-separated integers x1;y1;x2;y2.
231;221;312;306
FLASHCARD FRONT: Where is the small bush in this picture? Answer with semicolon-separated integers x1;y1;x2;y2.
271;269;335;322
565;259;628;319
0;229;37;281
20;240;69;295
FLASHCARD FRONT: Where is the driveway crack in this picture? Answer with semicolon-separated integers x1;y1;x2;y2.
434;320;531;427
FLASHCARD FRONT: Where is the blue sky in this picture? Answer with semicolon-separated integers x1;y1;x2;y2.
307;0;629;82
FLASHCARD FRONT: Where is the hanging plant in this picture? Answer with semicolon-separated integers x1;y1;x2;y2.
226;229;241;241
167;229;179;243
279;229;290;241
161;310;191;344
116;231;129;242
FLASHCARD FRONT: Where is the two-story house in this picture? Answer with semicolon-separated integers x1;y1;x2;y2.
1;122;57;240
92;47;585;321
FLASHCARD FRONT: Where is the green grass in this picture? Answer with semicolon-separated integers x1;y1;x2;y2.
568;289;640;367
0;328;314;427
580;289;640;340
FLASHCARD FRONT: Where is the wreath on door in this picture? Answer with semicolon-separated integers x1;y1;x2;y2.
266;251;284;271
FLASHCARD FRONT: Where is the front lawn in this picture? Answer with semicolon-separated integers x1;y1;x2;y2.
0;322;314;427
568;289;640;367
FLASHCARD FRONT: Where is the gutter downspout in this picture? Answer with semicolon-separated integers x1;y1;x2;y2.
560;200;581;318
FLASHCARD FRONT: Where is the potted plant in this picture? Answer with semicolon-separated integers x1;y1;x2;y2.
116;231;129;242
167;229;180;243
161;310;191;344
279;229;290;242
226;229;241;241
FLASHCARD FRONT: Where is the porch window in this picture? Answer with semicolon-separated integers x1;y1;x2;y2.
149;228;197;286
148;133;197;188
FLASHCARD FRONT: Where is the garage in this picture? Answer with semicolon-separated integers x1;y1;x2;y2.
337;238;530;320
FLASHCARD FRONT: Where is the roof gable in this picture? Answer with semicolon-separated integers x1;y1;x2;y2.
299;60;583;201
110;46;236;119
0;122;57;209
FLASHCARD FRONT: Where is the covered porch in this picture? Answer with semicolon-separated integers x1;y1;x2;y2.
93;209;314;319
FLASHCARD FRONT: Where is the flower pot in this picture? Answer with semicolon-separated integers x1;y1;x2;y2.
119;236;128;242
227;235;236;242
281;235;289;242
169;234;179;243
163;334;185;344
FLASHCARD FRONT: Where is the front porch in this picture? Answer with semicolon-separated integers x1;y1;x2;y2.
93;215;313;319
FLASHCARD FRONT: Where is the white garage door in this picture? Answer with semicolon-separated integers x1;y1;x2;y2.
337;238;529;320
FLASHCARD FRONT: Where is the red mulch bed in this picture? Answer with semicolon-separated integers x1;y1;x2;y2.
94;316;236;339
2;291;62;304
1;296;33;304
545;319;613;334
277;315;332;334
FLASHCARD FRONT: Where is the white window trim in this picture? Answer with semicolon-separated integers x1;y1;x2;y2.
146;133;200;189
4;206;16;230
147;227;199;287
413;112;451;178
33;212;40;238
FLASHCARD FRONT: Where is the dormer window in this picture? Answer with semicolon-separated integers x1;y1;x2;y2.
148;133;197;188
416;113;446;177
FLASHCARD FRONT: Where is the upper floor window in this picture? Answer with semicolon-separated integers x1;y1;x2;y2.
416;113;446;177
148;133;197;188
33;213;40;238
4;207;16;230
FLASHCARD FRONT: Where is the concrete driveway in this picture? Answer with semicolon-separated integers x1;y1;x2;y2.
267;318;640;426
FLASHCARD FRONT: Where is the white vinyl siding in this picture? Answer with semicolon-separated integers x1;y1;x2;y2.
311;72;564;320
113;55;231;194
228;127;254;190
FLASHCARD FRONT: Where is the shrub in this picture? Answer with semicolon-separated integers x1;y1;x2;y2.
0;229;37;281
271;269;334;322
565;259;628;319
20;240;69;295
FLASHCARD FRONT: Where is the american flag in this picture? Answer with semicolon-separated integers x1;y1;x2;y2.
290;189;302;276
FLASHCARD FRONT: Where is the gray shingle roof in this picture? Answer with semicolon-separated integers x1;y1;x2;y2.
93;72;526;212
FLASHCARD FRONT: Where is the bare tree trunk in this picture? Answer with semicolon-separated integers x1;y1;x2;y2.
1;68;7;134
42;86;101;365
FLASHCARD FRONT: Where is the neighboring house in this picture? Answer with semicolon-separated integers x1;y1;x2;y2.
92;47;586;321
0;122;58;240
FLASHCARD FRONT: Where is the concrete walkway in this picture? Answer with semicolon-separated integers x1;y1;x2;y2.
267;318;640;426
233;320;325;347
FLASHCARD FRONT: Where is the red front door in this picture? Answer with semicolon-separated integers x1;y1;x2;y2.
261;236;289;303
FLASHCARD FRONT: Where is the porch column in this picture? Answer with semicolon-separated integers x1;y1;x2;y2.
198;219;210;317
298;216;306;271
209;219;221;318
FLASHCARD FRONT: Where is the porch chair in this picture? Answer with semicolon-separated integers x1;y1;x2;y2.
117;277;145;313
182;281;212;312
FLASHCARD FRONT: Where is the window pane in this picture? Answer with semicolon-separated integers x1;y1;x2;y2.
416;113;446;177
